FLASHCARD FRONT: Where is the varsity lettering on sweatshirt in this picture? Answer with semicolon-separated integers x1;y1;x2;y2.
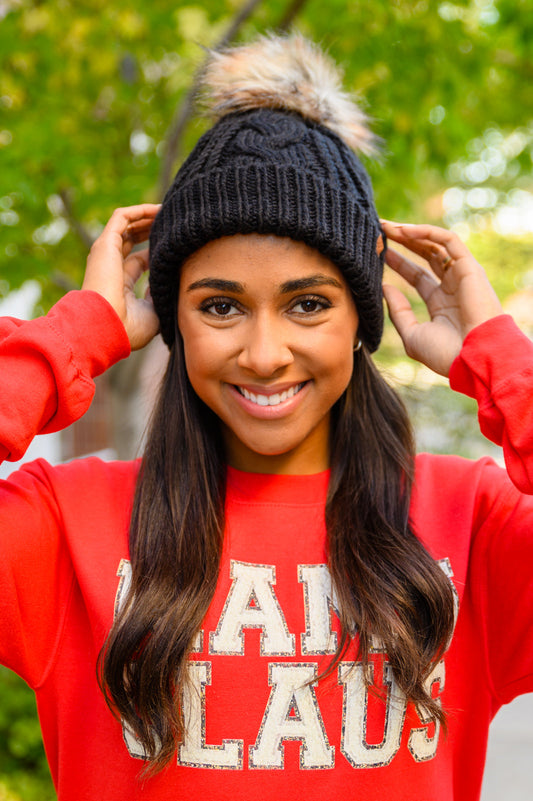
1;292;533;801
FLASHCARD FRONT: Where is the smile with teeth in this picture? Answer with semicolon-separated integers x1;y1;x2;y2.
236;382;306;407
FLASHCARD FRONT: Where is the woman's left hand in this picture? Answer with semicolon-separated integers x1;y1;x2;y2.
381;221;503;377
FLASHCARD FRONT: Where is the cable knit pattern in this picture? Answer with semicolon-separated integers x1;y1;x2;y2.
149;108;385;352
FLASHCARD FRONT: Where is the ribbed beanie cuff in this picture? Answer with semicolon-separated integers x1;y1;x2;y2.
150;109;384;351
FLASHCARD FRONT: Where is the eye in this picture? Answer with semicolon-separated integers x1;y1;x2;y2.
290;295;331;315
200;297;242;318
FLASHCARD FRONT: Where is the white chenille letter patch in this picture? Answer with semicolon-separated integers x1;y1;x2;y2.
209;561;295;656
339;662;406;768
298;564;339;654
179;662;243;769
408;660;445;763
249;663;334;769
111;558;455;770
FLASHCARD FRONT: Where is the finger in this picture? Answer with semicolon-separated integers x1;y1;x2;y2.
107;204;161;233
94;204;161;252
385;247;440;305
124;216;159;246
381;220;472;273
86;205;160;276
382;284;420;346
123;248;150;286
128;303;161;352
125;212;160;230
383;229;448;274
144;283;154;303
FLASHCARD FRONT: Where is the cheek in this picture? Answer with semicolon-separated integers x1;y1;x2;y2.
321;316;357;372
325;348;354;400
183;336;218;379
179;323;234;400
318;322;357;402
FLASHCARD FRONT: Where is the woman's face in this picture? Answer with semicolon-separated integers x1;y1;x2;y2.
177;234;359;474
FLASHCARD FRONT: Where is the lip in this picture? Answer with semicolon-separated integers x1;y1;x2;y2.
227;380;310;419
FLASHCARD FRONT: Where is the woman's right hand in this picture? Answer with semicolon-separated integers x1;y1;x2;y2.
82;204;161;351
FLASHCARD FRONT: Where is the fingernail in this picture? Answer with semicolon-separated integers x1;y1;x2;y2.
380;219;404;228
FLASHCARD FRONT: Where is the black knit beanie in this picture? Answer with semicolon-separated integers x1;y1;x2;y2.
149;37;385;353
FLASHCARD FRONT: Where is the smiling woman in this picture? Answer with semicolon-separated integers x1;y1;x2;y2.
1;32;533;801
178;234;359;473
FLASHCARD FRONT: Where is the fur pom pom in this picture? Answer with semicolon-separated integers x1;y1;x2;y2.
202;34;378;157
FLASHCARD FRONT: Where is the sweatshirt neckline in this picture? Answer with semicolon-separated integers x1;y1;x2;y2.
226;465;330;505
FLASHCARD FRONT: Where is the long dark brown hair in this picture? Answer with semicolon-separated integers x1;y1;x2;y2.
98;330;456;772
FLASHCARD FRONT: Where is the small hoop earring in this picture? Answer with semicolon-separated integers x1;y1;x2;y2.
354;340;362;352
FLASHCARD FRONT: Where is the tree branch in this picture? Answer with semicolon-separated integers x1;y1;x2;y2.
51;271;78;292
58;189;95;249
157;0;264;198
277;0;309;31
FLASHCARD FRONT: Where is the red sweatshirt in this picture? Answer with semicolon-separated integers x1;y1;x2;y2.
1;291;533;801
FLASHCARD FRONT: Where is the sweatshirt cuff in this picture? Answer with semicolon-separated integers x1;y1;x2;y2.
449;314;533;450
45;290;131;379
449;315;531;400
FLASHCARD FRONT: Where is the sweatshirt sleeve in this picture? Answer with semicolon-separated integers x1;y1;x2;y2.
0;292;130;684
460;460;533;705
0;290;131;464
449;314;533;494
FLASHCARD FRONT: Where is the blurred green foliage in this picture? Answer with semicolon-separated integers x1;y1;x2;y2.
1;0;532;307
0;2;532;799
0;669;55;800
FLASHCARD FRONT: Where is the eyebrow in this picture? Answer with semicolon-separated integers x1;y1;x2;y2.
186;278;244;293
280;275;343;293
186;274;344;294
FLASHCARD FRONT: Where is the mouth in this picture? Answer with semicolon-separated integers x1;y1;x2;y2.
235;382;306;407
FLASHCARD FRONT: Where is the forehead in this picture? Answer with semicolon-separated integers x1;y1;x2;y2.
179;233;350;293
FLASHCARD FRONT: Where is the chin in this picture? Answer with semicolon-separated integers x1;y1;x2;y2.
243;440;299;458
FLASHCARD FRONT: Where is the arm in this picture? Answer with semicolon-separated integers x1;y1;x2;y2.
0;292;130;463
0;205;160;681
449;315;533;493
0;204;160;464
381;221;533;492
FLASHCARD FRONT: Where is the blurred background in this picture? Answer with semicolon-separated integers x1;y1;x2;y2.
0;0;532;797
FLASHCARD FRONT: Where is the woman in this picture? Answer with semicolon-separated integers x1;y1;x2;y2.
1;35;532;801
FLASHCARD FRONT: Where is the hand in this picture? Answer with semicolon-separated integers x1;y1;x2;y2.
82;204;161;351
381;221;503;377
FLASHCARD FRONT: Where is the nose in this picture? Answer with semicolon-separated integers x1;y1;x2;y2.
237;315;294;376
